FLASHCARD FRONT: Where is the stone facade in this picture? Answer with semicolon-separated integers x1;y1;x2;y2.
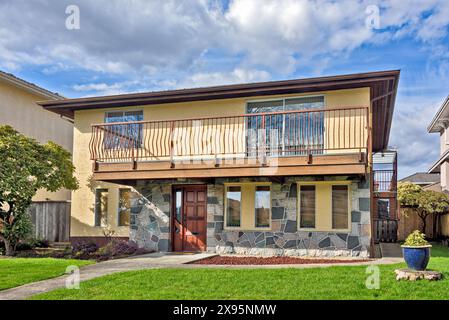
129;176;371;257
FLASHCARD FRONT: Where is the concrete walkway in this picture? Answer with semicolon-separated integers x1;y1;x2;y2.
0;253;402;300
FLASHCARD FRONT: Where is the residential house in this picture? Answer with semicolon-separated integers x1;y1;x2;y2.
0;71;72;241
427;95;449;237
399;172;441;191
39;70;400;257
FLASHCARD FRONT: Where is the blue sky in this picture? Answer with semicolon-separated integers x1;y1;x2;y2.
1;0;449;178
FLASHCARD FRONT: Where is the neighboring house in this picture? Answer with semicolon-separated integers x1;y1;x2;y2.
399;172;441;191
39;70;400;257
427;95;449;237
0;71;73;241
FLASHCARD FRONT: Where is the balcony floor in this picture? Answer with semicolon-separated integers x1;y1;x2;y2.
92;153;367;182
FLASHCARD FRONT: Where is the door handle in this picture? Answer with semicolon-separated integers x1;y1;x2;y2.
192;232;200;235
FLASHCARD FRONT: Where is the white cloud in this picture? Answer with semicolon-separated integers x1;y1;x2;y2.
1;0;448;76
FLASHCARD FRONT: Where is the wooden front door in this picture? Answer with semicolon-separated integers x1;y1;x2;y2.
172;185;207;252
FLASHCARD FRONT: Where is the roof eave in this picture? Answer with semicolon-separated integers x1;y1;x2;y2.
427;95;449;133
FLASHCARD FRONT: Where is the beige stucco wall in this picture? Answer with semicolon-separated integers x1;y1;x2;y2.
71;87;370;237
0;80;73;201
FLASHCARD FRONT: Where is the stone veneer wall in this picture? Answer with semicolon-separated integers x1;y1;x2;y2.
129;176;371;257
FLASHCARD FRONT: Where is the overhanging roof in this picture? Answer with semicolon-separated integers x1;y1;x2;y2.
428;148;449;173
0;70;63;100
428;95;449;133
38;70;400;152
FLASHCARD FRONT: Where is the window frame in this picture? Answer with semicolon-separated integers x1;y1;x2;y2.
254;185;272;229
298;184;317;230
245;95;326;156
245;95;326;113
94;188;109;227
103;109;144;149
118;188;132;227
331;185;350;230
223;182;272;231
224;185;243;229
297;181;351;232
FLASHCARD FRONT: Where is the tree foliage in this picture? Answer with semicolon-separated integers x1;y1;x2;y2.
398;182;449;234
0;125;78;255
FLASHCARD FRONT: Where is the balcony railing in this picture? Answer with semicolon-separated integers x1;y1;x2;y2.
89;106;368;165
373;169;397;192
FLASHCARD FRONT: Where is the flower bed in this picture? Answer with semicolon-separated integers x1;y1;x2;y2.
191;255;370;265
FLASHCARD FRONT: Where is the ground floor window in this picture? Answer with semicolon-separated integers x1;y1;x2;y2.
299;185;316;228
332;185;349;229
94;188;108;227
226;186;242;227
225;183;271;230
118;188;132;226
298;182;350;231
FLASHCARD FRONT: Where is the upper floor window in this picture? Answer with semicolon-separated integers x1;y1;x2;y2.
104;110;143;149
246;96;325;156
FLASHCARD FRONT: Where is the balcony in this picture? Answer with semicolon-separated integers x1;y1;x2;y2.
89;106;369;181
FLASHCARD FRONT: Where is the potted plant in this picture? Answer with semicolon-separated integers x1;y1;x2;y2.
401;230;432;271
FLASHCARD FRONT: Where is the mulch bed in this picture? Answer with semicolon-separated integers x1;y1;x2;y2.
190;255;370;265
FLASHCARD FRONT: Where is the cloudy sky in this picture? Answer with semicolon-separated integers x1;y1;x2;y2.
1;0;449;178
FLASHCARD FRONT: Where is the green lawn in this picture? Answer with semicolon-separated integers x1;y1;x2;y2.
33;245;449;300
0;258;93;291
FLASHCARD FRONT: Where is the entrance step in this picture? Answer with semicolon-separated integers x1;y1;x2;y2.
380;242;403;258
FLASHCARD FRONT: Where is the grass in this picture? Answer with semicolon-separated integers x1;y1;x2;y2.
0;258;93;291
32;244;449;300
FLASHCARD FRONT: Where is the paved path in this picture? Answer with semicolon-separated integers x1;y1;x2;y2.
380;243;403;258
0;253;402;300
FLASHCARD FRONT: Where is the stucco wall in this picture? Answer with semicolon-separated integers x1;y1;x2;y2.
71;88;370;238
0;79;73;202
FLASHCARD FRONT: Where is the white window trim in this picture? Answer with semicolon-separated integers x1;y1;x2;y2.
104;109;144;122
245;94;326;112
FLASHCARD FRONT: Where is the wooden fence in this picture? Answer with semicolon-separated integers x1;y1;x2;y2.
27;201;71;242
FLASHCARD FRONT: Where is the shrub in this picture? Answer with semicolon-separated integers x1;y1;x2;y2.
72;240;98;258
15;237;50;251
404;230;429;246
99;240;138;256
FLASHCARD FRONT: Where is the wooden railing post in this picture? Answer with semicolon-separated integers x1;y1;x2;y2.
169;120;175;168
261;114;267;166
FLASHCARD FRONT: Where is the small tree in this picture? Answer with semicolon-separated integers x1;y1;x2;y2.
0;125;78;255
398;182;449;234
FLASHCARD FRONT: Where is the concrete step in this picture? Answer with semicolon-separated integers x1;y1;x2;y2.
380;242;403;258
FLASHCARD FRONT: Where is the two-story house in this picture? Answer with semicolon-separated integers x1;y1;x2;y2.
427;95;449;237
39;70;400;257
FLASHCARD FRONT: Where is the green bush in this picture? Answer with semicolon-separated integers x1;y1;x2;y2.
404;230;429;246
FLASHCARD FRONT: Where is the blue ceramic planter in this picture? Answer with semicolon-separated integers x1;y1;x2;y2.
402;245;431;271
